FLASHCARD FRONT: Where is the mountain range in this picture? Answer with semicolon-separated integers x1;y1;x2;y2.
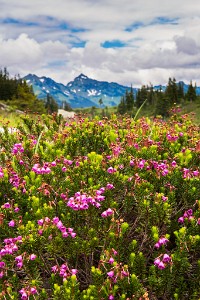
23;74;200;109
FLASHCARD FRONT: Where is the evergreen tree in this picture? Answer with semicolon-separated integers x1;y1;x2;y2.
154;92;170;118
126;86;134;112
177;81;185;101
117;96;126;114
185;81;196;102
146;84;155;106
98;98;103;107
10;82;46;114
45;93;58;114
135;85;148;108
165;77;178;105
0;67;18;100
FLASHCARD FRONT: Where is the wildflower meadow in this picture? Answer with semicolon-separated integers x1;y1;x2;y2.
0;111;200;299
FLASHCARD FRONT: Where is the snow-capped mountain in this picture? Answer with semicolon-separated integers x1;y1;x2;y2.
23;73;200;109
23;73;132;108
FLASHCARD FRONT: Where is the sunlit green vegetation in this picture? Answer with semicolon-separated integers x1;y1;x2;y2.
0;111;199;299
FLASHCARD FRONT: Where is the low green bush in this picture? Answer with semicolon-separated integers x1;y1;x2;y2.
0;111;199;299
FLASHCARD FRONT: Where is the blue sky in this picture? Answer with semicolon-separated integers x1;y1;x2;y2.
0;0;200;86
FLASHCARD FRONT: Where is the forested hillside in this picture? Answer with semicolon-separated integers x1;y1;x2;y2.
118;78;199;117
1;68;200;121
0;68;59;114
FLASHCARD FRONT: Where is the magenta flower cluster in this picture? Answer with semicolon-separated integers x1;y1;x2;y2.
32;163;51;174
51;262;77;282
154;253;172;269
0;236;22;257
129;158;171;177
166;133;179;142
98;248;129;286
183;168;199;179
67;188;105;211
9;171;26;190
152;161;169;176
37;216;76;238
101;208;114;218
178;208;198;224
2;202;20;212
0;236;36;278
154;237;169;249
15;253;36;269
12;143;24;155
32;158;74;175
1;201;20;230
154;235;172;269
19;286;38;300
106;262;129;283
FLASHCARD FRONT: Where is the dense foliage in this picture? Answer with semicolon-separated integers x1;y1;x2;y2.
0;109;200;299
0;68;59;114
118;77;198;117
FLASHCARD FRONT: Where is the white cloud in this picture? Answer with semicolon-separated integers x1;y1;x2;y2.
1;0;200;86
0;34;43;67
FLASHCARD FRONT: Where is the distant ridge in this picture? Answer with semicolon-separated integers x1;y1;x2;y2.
23;73;131;108
23;74;200;109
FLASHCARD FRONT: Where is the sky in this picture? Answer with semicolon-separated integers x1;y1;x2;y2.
1;0;200;87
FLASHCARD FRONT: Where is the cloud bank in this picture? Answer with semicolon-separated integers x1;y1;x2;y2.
1;0;200;86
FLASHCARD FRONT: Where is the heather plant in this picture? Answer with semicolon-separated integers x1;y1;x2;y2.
0;111;199;299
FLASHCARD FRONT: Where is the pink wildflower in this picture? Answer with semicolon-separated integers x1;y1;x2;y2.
193;170;199;177
107;167;116;174
8;220;15;227
37;219;44;226
154;258;161;266
0;261;5;268
29;254;36;260
107;270;115;278
178;216;184;223
158;261;165;269
138;159;145;169
21;292;28;300
106;183;114;190
30;287;37;295
162;196;168;202
162;254;171;263
3;202;11;209
109;257;114;264
101;208;114;218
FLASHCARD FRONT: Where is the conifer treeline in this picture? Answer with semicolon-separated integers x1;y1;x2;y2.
0;68;59;114
118;77;198;116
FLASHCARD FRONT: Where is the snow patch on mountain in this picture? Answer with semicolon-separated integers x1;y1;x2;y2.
80;74;87;79
87;89;98;96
